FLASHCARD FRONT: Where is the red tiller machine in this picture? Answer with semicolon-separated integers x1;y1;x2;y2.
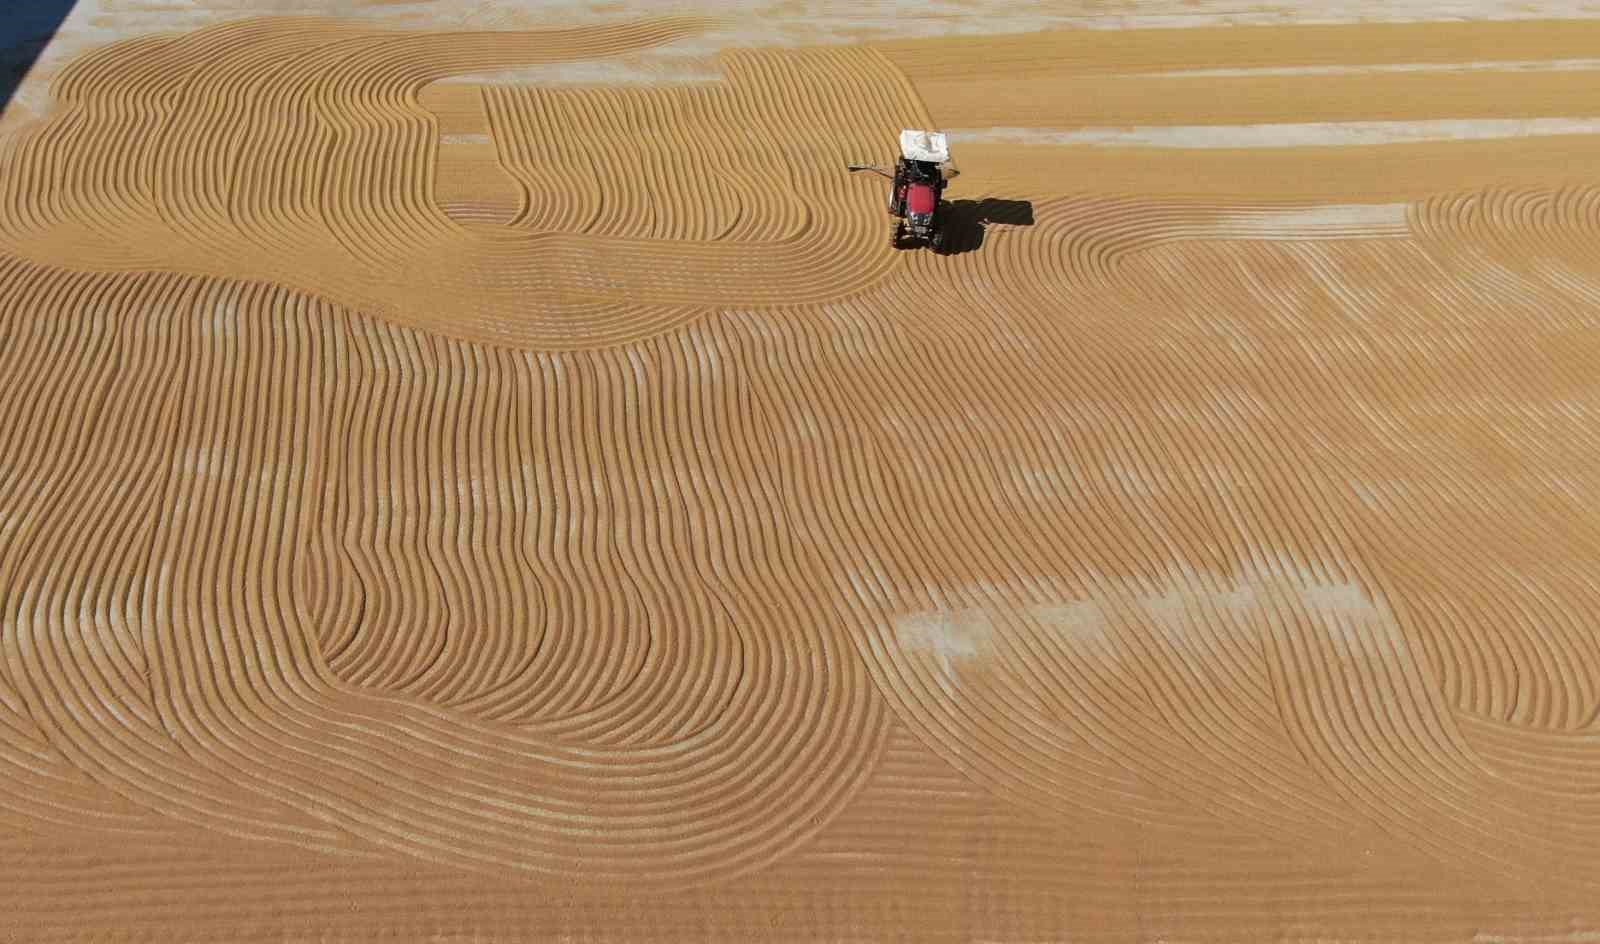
849;129;953;251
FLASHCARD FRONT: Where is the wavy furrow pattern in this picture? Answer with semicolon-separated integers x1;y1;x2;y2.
0;17;930;349
709;186;1600;899
11;11;1600;942
0;251;888;887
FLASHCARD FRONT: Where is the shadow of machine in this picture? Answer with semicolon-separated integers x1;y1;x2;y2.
932;198;1035;255
1;0;79;120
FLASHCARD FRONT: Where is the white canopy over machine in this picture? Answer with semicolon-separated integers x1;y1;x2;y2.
899;128;949;163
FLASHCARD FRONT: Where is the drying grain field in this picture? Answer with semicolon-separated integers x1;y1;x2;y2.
9;1;1600;941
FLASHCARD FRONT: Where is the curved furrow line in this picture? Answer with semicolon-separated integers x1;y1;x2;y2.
1260;596;1600;887
471;332;748;744
433;42;921;320
311;312;385;671
528;342;709;743
587;87;655;240
445;351;557;720
108;273;889;889
0;713;167;837
918;196;1409;304
445;344;532;700
1250;242;1557;726
1282;231;1600;729
583;343;727;744
743;312;1117;761
0;262;764;883
486;86;595;235
230;36;351;261
1;17;750;349
546;354;652;717
0;271;362;851
731;310;1235;840
146;26;312;266
22;6;1600;913
163;281;506;860
1126;228;1600;864
404;333;491;701
1226;239;1600;732
1460;713;1600;796
317;315;400;679
0;270;188;838
732;192;1600;883
0;272;139;678
505;355;638;719
44;34;185;224
586;328;772;741
75;270;883;883
319;21;721;263
333;326;446;691
1415;185;1600;323
489;353;593;720
749;299;1396;848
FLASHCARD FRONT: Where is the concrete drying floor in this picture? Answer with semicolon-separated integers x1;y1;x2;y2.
8;2;1600;941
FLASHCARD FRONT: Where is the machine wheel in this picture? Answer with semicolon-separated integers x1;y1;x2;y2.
930;227;946;252
890;221;904;249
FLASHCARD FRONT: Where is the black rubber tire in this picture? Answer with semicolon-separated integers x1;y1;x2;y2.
930;227;946;252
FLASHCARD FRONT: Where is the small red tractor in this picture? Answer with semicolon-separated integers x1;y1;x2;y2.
850;129;952;251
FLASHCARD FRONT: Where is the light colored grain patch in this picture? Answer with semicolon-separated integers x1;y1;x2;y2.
1213;204;1410;238
895;608;995;665
1159;57;1600;77
1030;600;1109;646
949;119;1600;149
1300;580;1379;618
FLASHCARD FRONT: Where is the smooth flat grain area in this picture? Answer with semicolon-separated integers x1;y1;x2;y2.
7;4;1600;942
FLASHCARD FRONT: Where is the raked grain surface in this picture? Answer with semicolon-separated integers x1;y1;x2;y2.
10;10;1600;943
